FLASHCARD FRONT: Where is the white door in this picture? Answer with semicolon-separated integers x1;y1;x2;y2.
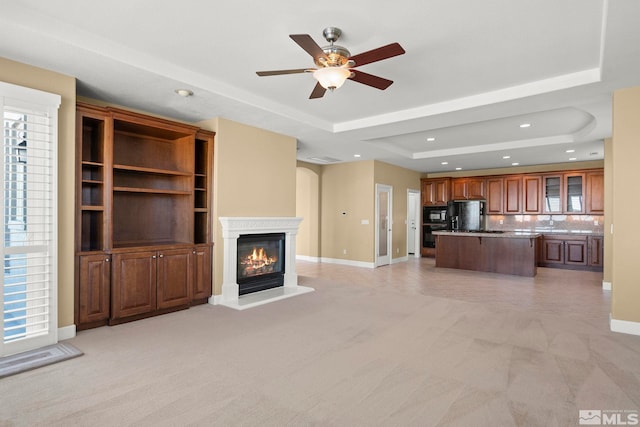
1;83;59;356
376;184;392;267
407;190;420;256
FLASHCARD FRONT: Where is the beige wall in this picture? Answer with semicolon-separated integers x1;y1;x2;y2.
611;86;640;323
296;162;320;258
373;161;422;259
320;161;375;262
0;57;76;329
197;117;297;295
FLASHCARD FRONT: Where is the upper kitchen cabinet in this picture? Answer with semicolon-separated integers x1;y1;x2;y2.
585;170;604;214
451;177;486;200
503;175;522;214
522;175;542;214
421;178;450;206
486;177;504;214
543;172;586;214
565;172;586;214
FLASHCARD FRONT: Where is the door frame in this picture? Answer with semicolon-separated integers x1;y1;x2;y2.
407;189;421;258
375;184;393;267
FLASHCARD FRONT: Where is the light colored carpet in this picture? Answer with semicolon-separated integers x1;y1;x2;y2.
1;258;639;426
0;342;83;379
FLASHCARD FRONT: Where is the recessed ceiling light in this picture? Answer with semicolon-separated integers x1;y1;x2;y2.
502;155;511;159
174;89;193;97
426;137;436;142
353;154;361;158
441;161;448;165
566;149;575;153
455;167;462;171
569;157;577;161
512;162;520;166
519;123;531;128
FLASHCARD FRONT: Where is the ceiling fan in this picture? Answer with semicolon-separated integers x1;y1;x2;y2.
256;27;406;99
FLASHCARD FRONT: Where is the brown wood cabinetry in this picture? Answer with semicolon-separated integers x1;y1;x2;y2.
486;178;503;214
421;178;450;206
503;176;522;214
586;171;604;214
543;172;586;214
75;103;214;329
77;254;111;328
451;178;485;200
538;234;601;270
522;175;542;214
192;245;212;302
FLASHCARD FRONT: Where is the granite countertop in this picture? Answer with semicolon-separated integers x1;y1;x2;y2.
432;230;541;238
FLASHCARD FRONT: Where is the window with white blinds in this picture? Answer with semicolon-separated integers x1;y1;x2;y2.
1;81;59;356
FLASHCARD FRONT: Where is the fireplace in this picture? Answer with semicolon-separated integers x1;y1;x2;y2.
215;217;314;310
237;233;285;295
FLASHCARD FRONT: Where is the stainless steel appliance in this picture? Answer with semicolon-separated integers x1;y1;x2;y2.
446;200;487;231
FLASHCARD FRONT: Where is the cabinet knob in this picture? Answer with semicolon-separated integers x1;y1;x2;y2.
105;258;110;262
159;254;164;258
193;250;196;254
152;255;157;259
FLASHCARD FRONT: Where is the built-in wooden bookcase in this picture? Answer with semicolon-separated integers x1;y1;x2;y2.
75;103;214;330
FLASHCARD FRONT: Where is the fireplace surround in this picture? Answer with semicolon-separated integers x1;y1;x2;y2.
215;217;313;310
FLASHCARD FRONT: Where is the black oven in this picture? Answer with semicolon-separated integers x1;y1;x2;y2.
423;223;447;248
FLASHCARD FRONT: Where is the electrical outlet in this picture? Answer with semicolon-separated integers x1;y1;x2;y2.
343;249;347;255
550;220;554;225
594;220;599;226
396;248;399;254
499;219;503;225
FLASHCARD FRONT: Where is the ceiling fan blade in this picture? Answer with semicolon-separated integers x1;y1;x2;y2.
349;70;393;90
309;82;327;99
349;42;405;67
290;34;328;61
256;68;310;76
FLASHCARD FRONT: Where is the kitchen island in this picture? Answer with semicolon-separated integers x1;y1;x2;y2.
433;231;541;277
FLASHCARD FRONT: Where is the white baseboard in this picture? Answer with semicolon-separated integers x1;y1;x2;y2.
58;324;76;341
602;281;612;291
391;256;408;264
296;255;320;263
320;257;375;269
610;315;640;336
208;294;223;305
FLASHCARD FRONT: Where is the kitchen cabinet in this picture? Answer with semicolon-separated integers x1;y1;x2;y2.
538;234;602;270
522;175;542;214
503;176;522;214
421;178;450;206
486;178;503;214
543;172;585;214
586;171;604;214
451;177;486;200
75;102;214;329
77;253;111;329
588;236;604;268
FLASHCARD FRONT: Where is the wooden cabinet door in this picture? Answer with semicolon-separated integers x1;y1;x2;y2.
522;175;542;214
564;172;585;214
422;178;450;205
542;174;563;214
486;178;503;214
467;178;486;200
541;238;565;264
503;176;522;214
565;240;587;265
78;253;111;325
157;248;192;309
588;236;604;267
586;171;604;214
192;245;212;301
112;251;156;319
451;179;467;200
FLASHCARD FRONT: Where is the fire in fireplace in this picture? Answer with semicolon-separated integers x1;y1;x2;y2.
237;233;285;295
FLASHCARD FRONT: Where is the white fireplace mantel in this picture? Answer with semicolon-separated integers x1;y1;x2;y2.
212;217;313;310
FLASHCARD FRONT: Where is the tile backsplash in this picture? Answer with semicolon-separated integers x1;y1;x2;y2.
487;214;604;234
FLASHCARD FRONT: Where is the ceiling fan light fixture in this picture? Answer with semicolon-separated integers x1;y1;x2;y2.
313;67;351;90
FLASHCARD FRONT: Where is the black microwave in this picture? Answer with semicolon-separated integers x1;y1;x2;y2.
423;206;447;223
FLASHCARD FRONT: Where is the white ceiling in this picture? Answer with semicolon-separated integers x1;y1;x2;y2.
1;0;639;173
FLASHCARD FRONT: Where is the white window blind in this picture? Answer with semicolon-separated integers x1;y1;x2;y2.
1;81;59;356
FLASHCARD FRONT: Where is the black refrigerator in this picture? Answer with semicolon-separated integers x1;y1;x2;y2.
446;200;487;231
